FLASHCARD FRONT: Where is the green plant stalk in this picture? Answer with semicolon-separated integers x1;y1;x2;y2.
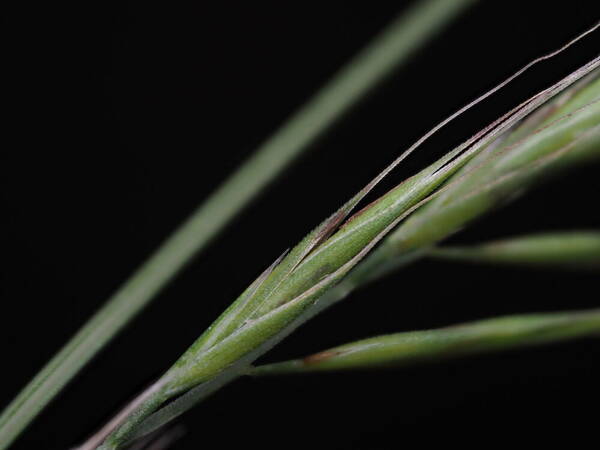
95;62;600;448
0;1;476;447
250;309;600;375
430;231;600;269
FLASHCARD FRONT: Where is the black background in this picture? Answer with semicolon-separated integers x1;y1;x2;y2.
2;1;600;449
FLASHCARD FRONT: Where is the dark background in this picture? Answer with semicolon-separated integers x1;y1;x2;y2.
2;1;600;448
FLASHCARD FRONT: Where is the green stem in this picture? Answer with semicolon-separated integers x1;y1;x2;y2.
429;231;600;269
0;1;475;447
251;309;600;375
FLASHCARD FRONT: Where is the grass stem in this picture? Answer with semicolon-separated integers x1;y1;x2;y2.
251;309;600;375
429;231;600;269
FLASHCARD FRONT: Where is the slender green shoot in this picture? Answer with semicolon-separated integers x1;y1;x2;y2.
430;231;600;269
251;309;600;375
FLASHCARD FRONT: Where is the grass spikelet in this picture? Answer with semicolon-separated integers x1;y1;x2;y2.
251;309;600;375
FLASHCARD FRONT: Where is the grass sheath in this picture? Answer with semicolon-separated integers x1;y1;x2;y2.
429;231;600;270
88;46;600;448
250;309;600;375
0;1;477;448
